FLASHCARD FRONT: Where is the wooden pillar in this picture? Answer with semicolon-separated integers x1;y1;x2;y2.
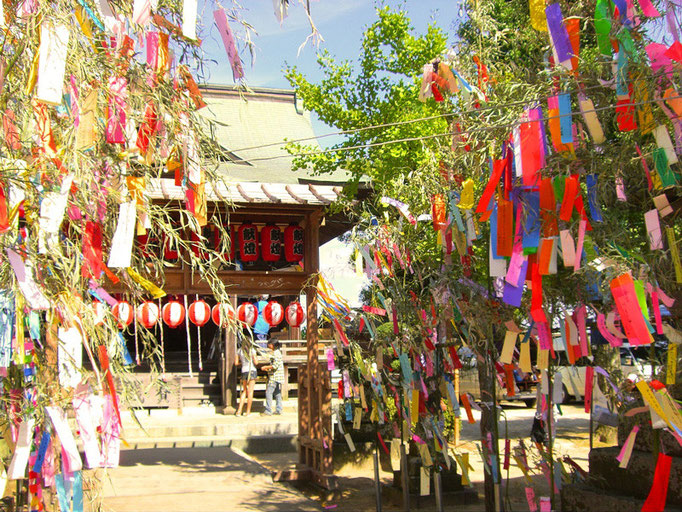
223;295;238;411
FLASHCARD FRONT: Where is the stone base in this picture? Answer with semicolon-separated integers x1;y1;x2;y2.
382;484;478;509
589;446;682;506
562;482;682;512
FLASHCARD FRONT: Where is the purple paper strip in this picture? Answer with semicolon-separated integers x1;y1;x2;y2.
502;259;527;307
546;3;573;64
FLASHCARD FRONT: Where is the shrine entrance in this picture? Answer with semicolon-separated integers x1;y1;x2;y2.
140;178;345;488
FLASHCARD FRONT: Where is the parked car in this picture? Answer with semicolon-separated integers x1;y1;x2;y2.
555;344;664;403
458;358;538;408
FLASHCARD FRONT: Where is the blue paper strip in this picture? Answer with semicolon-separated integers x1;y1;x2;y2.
558;93;573;144
616;48;628;97
522;191;541;253
502;259;528;307
118;333;134;366
33;431;51;473
585;174;603;222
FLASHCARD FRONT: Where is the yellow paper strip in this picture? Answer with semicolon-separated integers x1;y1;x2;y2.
519;342;532;373
537;348;549;370
667;227;682;283
636;381;670;428
529;0;548;31
411;389;420;425
668;343;678;386
500;330;517;364
125;268;166;299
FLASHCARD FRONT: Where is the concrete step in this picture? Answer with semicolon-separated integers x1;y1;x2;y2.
181;384;221;399
562;482;682;512
122;434;297;454
588;446;682;506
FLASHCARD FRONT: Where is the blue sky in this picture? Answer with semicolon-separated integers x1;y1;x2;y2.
201;1;459;89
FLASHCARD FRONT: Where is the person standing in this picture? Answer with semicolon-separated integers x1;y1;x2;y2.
236;341;257;416
261;339;284;416
253;295;270;350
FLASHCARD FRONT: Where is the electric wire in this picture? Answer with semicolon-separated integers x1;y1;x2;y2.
233;92;682;163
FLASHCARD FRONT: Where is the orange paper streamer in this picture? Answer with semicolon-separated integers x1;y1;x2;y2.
460;393;476;424
497;196;514;257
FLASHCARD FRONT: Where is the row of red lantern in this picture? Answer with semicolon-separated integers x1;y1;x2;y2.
107;300;306;329
146;223;305;264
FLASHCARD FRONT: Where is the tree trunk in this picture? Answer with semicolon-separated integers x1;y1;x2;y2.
477;348;500;512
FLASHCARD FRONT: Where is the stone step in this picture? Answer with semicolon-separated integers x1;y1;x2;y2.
181;384;221;398
588;446;682;506
561;482;682;512
121;418;298;439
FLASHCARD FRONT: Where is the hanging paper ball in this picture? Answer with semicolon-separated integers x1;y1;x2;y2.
112;301;134;329
211;303;235;327
260;224;282;262
237;302;258;326
285;302;306;328
136;301;160;329
238;223;259;262
263;300;284;326
188;300;211;327
284;223;304;262
162;300;185;328
93;302;107;326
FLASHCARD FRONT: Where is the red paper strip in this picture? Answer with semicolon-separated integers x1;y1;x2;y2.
362;305;386;316
616;97;638;131
333;318;349;346
497;196;514;257
449;346;463;370
584;366;594;414
377;432;390;455
460;393;476;424
504;364;516;397
530;263;547;323
610;274;653;345
98;345;122;425
559;175;579;221
503;438;511;470
539;177;558;236
82;221;104;279
476;159;505;214
642;453;672;512
0;184;9;233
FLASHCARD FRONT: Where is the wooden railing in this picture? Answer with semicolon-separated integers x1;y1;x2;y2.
274;339;334;399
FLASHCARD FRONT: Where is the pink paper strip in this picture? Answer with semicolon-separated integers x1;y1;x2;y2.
559;230;575;267
597;313;622;347
651;290;663;334
575;305;589;358
644;209;663;250
214;8;244;81
616;425;639;468
639;0;660;17
525;487;538;512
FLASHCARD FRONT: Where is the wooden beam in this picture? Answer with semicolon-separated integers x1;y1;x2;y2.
121;270;312;296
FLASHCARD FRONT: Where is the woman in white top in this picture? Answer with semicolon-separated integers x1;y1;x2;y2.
236;343;258;416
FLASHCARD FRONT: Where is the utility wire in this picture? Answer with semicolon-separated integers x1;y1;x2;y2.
226;70;674;154
236;92;682;163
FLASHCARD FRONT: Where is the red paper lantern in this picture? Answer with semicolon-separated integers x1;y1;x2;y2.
260;224;282;262
212;303;235;327
188;300;211;327
136;301;160;329
237;302;258;326
162;300;185;328
285;302;305;328
284;223;304;262
238;223;259;262
263;300;284;326
93;302;107;326
112;301;134;328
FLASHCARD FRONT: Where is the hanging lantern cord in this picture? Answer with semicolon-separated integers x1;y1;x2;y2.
134;301;140;366
184;295;193;378
159;298;165;377
196;294;203;372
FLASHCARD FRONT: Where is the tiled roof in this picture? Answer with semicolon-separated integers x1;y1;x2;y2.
148;178;342;206
199;85;351;186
